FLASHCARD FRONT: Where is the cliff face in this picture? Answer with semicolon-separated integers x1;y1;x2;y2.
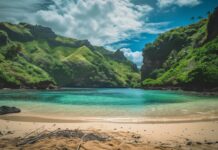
141;9;218;91
207;8;218;41
0;22;140;89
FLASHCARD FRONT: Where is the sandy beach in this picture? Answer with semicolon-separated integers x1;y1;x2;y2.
1;114;218;150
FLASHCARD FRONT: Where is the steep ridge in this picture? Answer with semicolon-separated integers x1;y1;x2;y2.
141;8;218;91
0;22;140;89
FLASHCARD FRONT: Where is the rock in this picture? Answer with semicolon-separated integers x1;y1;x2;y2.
7;131;14;135
186;141;192;146
31;80;57;90
132;135;141;139
0;106;21;115
206;142;213;145
196;142;202;145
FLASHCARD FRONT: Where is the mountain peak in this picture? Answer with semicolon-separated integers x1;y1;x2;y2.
113;49;128;62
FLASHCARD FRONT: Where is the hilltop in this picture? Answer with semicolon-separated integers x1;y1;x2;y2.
0;23;139;89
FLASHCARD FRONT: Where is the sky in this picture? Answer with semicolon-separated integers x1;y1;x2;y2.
0;0;217;67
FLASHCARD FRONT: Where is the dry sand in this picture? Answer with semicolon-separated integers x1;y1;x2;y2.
0;114;218;150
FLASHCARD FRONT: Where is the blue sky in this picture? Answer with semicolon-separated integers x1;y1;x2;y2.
114;0;217;52
0;0;217;67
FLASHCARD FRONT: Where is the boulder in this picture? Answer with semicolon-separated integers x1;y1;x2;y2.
0;106;21;115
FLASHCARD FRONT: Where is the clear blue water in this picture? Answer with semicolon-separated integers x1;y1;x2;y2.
0;88;218;119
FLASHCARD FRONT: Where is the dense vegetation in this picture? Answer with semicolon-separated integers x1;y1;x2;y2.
0;23;139;89
141;9;218;91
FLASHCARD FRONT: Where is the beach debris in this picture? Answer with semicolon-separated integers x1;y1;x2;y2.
52;129;84;138
132;134;141;139
17;129;110;147
76;133;109;150
22;126;45;139
196;142;202;145
7;131;14;135
0;106;21;115
205;141;213;145
0;130;15;136
186;141;192;146
82;133;108;142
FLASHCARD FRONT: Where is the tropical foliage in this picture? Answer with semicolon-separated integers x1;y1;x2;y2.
141;9;218;91
0;23;140;89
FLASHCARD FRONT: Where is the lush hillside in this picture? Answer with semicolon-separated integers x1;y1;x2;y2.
141;9;218;91
0;23;139;89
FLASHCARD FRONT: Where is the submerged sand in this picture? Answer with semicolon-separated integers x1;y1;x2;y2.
1;114;218;150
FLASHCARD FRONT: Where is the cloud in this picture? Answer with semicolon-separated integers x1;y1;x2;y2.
120;48;142;67
157;0;201;8
34;0;154;46
0;0;171;48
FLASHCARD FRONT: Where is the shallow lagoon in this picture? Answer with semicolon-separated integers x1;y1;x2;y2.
0;88;218;120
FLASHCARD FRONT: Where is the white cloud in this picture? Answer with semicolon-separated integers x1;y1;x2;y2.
0;0;172;49
157;0;201;8
34;0;154;46
120;48;142;67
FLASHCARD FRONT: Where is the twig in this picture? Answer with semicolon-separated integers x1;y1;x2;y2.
22;126;45;139
76;143;81;150
76;133;88;150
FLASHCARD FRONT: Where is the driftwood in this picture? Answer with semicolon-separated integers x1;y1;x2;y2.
76;133;88;150
22;126;45;139
17;129;110;147
76;132;109;150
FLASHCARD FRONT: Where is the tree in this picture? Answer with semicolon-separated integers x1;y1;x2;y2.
5;44;23;59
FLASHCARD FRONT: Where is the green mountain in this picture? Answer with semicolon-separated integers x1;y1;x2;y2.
141;9;218;91
0;22;139;89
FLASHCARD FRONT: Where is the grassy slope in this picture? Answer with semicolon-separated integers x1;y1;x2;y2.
0;22;140;88
141;11;218;91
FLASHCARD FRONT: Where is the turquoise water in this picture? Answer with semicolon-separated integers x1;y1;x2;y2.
0;88;218;119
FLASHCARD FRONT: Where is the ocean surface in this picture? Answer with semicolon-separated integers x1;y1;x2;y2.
0;88;218;120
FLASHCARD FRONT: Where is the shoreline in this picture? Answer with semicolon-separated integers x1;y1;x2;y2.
1;87;218;96
1;114;218;124
142;87;218;96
